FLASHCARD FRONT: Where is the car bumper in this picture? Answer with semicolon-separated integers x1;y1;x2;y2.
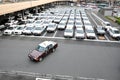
75;36;85;39
87;36;96;39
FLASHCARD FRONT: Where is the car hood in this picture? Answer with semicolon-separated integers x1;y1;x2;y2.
75;33;84;37
47;27;56;30
58;25;65;28
29;50;43;58
32;30;42;33
98;30;105;33
86;33;96;36
64;32;73;36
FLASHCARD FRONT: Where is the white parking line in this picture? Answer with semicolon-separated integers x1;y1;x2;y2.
104;35;110;41
42;32;47;37
19;35;120;43
52;31;57;38
0;70;105;80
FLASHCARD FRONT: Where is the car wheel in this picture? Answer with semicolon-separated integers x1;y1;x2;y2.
39;57;43;62
52;48;56;52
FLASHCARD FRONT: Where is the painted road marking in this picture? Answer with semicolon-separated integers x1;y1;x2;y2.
42;32;47;37
0;70;106;80
52;30;57;37
18;35;120;43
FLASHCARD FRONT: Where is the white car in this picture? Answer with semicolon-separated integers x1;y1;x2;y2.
57;22;66;30
108;27;120;40
32;25;46;36
42;20;51;28
85;28;96;39
64;27;74;38
47;23;57;32
3;25;17;35
13;25;25;35
22;24;34;35
34;20;43;25
102;21;112;31
66;21;74;28
75;28;85;39
75;21;83;28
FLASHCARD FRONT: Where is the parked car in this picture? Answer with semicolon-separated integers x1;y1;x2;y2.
85;27;96;39
102;21;112;31
0;25;6;30
22;24;34;35
32;25;46;36
75;28;85;39
75;21;83;28
13;25;25;35
64;26;74;38
95;26;105;35
57;22;66;30
3;25;17;35
28;41;58;62
47;23;57;32
108;27;120;40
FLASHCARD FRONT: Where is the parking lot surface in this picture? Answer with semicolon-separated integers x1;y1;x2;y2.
0;36;120;80
1;6;120;42
0;5;120;80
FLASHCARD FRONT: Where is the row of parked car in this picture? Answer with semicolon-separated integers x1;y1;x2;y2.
2;6;120;40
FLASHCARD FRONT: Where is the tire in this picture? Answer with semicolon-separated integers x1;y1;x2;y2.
52;48;56;52
39;57;43;62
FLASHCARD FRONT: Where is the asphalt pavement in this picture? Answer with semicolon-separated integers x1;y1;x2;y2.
0;36;120;80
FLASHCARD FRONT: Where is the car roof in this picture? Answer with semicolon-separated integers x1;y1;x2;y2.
39;41;56;48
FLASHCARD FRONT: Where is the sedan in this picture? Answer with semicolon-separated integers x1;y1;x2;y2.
64;27;74;38
108;27;120;40
22;24;34;35
3;25;17;35
75;28;85;39
13;25;25;35
28;41;58;62
85;28;96;39
96;26;105;35
57;22;66;30
32;26;46;36
47;23;57;33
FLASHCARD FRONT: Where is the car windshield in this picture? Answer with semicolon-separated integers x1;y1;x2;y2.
7;27;14;30
86;29;94;33
77;29;84;33
35;27;42;30
113;30;120;34
97;27;103;30
43;21;49;24
67;22;73;25
49;24;54;28
27;17;33;19
35;21;41;24
37;46;45;52
105;23;110;26
26;27;33;30
76;22;82;25
65;29;73;33
59;23;64;25
17;27;24;30
26;20;33;23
